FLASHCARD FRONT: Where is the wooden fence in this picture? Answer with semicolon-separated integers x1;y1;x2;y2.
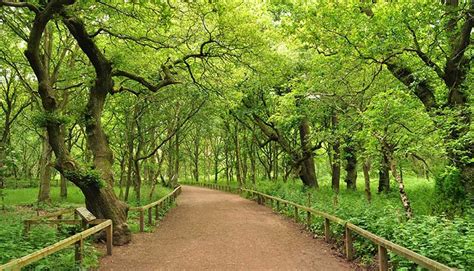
243;189;455;271
129;185;182;232
179;181;240;193
2;186;183;270
0;219;112;271
185;182;454;271
23;208;79;234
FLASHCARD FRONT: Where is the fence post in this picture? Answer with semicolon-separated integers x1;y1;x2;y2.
276;200;280;211
74;238;84;265
106;223;113;256
345;225;353;260
294;206;298;222
139;210;145;232
57;214;63;232
24;220;31;235
155;205;159;222
324;218;330;241
148;208;152;225
378;245;388;271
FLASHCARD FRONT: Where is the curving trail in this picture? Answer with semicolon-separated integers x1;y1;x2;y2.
100;185;352;270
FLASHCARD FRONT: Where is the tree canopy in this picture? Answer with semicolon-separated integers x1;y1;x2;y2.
0;0;472;247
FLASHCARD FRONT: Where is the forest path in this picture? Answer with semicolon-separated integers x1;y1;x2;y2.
99;185;352;270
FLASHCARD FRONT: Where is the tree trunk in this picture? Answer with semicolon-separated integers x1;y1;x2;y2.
298;117;318;187
234;123;243;186
118;157;125;199
173;132;180;187
330;142;341;192
60;175;67;199
363;160;372;203
38;131;52;203
378;152;390;193
250;138;256;184
193;140;199;183
344;143;357;190
387;152;413;219
329;112;340;192
63;15;131;244
133;159;141;203
224;142;230;183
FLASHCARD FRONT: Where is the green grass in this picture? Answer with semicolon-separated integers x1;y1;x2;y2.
0;184;173;268
0;207;101;269
2;185;172;207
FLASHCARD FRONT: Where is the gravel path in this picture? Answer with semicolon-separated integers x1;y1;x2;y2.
99;185;352;270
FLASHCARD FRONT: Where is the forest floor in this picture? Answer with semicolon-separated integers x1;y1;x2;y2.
99;185;353;270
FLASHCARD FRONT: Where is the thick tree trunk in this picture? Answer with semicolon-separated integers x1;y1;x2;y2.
38;132;52;203
344;143;357;190
60;175;67;199
298;117;318;188
63;14;131;245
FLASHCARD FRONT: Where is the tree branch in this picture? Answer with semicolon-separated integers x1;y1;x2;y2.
112;67;179;92
0;0;39;14
137;98;206;161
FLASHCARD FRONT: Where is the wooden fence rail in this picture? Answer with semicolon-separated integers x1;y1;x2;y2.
180;182;240;194
183;182;454;271
2;187;183;269
129;186;182;232
0;219;112;271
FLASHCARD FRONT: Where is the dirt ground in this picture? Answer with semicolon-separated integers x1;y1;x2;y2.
99;185;353;270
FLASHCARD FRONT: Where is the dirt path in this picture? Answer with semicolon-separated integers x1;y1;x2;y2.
100;186;352;270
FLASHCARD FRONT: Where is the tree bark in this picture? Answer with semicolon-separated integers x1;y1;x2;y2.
362;0;474;204
38;131;52;203
386;151;413;219
234;123;244;186
64;11;131;245
344;142;357;190
298;117;318;187
330;142;341;193
329;112;340;192
378;152;390;193
363;160;372;203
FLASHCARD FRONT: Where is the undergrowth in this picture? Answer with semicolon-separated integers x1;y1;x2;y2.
0;184;173;269
242;179;473;270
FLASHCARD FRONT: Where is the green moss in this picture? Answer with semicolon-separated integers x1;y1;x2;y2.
62;169;104;189
33;111;70;128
